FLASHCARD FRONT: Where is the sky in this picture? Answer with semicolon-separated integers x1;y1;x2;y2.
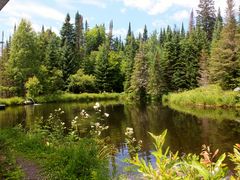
0;0;239;40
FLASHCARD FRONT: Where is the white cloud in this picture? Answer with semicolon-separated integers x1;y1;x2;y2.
113;28;127;37
171;10;189;21
152;20;168;28
2;0;65;22
119;0;240;16
79;0;107;8
121;8;127;13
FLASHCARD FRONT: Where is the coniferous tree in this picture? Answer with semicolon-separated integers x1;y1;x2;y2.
189;9;195;35
60;14;78;81
196;0;216;40
209;0;240;89
143;25;148;42
130;43;148;100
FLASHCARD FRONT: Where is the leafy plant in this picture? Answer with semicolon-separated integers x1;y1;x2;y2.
126;130;230;179
229;144;240;178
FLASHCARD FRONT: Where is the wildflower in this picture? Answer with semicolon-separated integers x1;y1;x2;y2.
91;125;94;128
61;111;64;114
104;113;109;117
139;140;143;144
105;126;109;130
61;122;65;126
71;120;77;125
93;102;100;109
95;122;100;127
74;116;78;120
46;142;50;146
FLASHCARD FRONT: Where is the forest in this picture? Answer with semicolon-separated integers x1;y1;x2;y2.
0;0;239;101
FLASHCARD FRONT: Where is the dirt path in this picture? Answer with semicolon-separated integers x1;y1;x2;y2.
16;157;44;180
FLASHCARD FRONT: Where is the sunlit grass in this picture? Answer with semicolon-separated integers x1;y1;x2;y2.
163;85;240;108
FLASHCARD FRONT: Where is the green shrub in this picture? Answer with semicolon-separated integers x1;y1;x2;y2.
68;69;96;93
25;76;42;98
126;130;231;179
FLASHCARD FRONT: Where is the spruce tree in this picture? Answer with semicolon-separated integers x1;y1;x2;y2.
209;0;239;89
196;0;216;40
60;14;79;81
189;9;195;35
143;25;148;42
130;43;148;100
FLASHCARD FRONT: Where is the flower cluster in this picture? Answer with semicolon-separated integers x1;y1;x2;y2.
80;109;90;118
125;127;142;157
90;122;109;137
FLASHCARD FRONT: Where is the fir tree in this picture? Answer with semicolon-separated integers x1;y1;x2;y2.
189;9;195;35
196;0;216;40
143;25;148;42
209;0;239;89
130;43;148;100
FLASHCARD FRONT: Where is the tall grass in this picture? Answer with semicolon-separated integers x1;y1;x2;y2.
0;97;24;106
35;92;123;104
163;85;240;108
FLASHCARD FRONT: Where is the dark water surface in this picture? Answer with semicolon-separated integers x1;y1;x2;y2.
0;102;240;175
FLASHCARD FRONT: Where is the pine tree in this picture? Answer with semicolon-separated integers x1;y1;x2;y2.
209;0;239;89
196;0;216;40
75;11;84;51
94;44;112;92
60;14;78;81
130;43;148;100
143;25;148;42
189;9;195;35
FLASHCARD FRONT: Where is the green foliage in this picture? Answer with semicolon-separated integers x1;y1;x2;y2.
35;92;122;104
127;130;231;179
68;69;96;93
229;144;240;178
0;132;24;179
209;0;240;89
0;103;114;179
163;85;240;108
130;44;148;100
25;76;42;98
8;19;40;96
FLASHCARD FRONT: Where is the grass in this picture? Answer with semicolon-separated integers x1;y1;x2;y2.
0;97;24;106
0;92;125;106
35;92;123;103
0;130;24;179
168;103;240;122
163;85;240;108
0;106;112;179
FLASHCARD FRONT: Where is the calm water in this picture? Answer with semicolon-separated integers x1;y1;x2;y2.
0;102;240;175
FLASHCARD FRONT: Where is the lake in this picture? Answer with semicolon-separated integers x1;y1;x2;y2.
0;102;240;176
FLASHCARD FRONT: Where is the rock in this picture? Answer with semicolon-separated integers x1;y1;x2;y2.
234;87;240;92
0;104;6;110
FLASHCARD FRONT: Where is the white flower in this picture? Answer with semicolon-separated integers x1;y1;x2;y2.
95;122;100;127
93;102;100;109
74;116;78;120
61;122;65;125
104;113;109;117
46;142;50;146
105;126;109;130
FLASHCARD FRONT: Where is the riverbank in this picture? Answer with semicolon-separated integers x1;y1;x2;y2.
163;85;240;108
0;126;110;179
0;92;124;106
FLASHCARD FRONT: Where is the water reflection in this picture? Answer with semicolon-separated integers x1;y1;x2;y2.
0;102;240;174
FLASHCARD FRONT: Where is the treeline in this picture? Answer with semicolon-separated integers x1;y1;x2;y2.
0;0;239;100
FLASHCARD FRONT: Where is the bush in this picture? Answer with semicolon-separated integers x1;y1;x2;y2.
25;76;42;98
68;69;96;93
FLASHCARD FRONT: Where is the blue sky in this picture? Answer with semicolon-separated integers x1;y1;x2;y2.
0;0;238;40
